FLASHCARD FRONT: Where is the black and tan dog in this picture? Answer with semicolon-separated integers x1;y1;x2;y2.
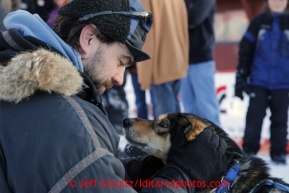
123;113;289;193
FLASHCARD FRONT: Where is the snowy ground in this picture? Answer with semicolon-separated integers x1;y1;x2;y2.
121;72;289;183
258;153;289;182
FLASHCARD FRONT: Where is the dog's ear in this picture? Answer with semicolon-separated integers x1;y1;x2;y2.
176;114;207;141
176;114;193;134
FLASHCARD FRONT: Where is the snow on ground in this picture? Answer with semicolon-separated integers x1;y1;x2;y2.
258;153;289;182
122;72;289;183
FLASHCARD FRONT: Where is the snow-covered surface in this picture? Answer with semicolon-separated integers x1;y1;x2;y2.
121;72;289;183
257;153;289;182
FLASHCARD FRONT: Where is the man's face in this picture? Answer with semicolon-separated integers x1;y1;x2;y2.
82;40;133;94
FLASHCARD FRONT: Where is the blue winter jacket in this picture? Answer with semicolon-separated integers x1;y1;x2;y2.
237;12;289;90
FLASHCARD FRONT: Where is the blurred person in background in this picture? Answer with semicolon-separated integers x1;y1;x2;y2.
46;0;69;29
181;0;220;126
137;0;189;119
22;0;54;21
128;60;155;119
235;0;289;165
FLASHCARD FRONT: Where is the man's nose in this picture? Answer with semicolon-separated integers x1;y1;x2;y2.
112;68;125;86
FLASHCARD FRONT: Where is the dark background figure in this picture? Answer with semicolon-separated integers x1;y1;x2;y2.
181;0;220;126
22;0;54;21
235;0;289;165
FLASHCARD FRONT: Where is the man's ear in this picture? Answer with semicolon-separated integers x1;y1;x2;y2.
79;25;97;58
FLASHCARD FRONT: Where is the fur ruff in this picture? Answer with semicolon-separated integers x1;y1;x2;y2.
0;49;83;103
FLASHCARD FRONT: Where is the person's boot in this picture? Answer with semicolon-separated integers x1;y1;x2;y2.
271;154;287;165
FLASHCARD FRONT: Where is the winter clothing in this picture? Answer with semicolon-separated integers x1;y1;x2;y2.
242;86;289;157
185;0;215;65
136;0;188;118
137;0;189;90
47;6;59;29
235;11;289;160
150;80;181;118
58;0;130;46
0;47;129;192
0;1;233;191
122;155;165;192
0;5;186;193
181;0;220;126
3;10;83;71
59;0;151;62
0;42;230;193
236;12;289;91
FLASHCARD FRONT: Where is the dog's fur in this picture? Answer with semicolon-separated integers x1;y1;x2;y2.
123;113;289;193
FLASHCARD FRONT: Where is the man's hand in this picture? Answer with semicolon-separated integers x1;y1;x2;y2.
122;155;165;191
167;126;241;183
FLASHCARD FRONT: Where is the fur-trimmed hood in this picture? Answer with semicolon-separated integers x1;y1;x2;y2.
0;49;83;103
3;10;83;71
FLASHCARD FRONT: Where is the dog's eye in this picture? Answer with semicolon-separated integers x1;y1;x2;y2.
160;122;167;128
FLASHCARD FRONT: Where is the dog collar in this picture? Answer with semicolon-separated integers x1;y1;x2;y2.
248;179;289;193
216;161;240;193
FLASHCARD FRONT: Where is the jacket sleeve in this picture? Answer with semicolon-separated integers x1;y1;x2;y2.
184;0;215;28
237;15;261;79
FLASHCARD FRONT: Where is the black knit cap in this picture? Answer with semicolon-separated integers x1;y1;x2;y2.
58;0;129;42
58;0;151;62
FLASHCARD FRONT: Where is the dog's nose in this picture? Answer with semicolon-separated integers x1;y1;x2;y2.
123;117;132;128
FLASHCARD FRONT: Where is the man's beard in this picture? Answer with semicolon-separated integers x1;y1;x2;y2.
83;46;113;94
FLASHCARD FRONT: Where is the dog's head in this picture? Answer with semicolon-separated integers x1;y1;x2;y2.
123;113;220;163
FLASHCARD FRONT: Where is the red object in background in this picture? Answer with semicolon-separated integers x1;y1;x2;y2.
234;138;289;154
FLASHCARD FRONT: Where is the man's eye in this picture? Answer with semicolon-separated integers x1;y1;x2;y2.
119;61;125;67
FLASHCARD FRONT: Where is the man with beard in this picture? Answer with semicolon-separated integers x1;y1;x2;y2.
0;0;235;192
